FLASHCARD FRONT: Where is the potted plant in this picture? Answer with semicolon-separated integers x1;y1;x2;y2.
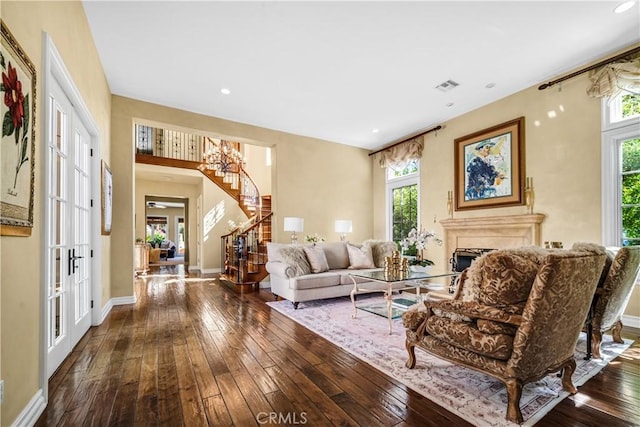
401;227;442;272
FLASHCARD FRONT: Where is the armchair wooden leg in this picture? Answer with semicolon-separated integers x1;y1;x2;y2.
592;329;603;359
405;340;416;369
611;320;624;343
561;359;578;394
505;379;523;424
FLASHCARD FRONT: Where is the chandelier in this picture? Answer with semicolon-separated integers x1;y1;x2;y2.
202;138;245;176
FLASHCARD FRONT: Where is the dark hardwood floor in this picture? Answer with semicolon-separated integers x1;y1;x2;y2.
36;265;640;426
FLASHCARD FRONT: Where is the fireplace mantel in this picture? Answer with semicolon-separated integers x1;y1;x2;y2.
440;213;545;258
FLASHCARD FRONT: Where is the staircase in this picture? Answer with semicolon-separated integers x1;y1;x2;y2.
135;124;273;288
220;195;273;288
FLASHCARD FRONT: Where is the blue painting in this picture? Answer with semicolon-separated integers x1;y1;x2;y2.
464;132;512;201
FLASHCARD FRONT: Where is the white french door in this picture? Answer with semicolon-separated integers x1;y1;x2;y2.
46;78;93;378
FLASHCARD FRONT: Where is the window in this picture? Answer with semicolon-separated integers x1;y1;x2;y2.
602;92;640;247
387;159;419;250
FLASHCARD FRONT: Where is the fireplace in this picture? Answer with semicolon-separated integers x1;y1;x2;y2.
440;213;545;265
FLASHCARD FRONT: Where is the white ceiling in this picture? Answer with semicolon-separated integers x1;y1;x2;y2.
83;1;640;151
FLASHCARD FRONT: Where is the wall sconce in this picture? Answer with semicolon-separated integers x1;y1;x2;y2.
283;217;304;244
334;220;352;241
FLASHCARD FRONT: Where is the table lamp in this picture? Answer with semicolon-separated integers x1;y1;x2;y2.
334;219;352;241
283;217;304;243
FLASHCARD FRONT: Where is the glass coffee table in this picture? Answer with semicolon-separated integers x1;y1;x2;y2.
349;269;460;334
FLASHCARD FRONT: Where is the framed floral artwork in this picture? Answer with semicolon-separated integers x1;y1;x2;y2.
454;117;525;211
0;20;36;236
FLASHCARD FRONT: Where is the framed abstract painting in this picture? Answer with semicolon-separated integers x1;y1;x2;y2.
0;20;36;236
454;117;525;211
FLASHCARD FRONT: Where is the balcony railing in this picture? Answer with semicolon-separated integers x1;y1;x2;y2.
136;124;203;162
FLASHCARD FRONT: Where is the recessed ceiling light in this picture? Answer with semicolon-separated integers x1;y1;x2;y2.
221;88;231;95
614;0;635;13
372;129;379;133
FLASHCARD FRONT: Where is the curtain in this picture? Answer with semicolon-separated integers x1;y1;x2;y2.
377;135;424;169
587;58;640;99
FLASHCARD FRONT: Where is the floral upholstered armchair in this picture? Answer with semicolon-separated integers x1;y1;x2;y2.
585;245;640;359
402;247;606;423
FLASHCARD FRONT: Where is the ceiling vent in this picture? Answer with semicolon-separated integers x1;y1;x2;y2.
435;80;460;92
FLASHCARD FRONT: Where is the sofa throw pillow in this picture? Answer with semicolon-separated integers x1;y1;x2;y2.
317;241;350;269
267;242;293;263
279;246;312;277
347;243;376;269
303;245;330;273
364;239;398;267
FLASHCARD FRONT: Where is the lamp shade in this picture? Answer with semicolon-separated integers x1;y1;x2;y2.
334;220;352;233
283;217;304;232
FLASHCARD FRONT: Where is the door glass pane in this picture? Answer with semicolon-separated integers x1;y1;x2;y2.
50;150;65;198
53;200;64;245
55;107;64;150
55;295;62;339
49;248;61;296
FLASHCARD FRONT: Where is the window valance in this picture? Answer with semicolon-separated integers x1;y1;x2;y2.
587;58;640;99
377;135;424;169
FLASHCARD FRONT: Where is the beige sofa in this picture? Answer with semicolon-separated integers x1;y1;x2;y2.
266;240;405;308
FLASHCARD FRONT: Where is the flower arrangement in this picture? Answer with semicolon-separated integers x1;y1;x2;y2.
2;59;30;189
401;227;442;266
305;233;325;243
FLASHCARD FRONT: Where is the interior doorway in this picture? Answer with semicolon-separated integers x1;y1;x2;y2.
145;196;189;266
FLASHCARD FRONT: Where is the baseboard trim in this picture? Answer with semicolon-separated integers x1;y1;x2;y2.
99;299;113;324
99;295;137;324
201;268;222;274
111;295;137;306
11;388;46;427
622;314;640;330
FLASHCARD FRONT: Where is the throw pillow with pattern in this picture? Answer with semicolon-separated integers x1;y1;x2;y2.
279;246;312;276
347;243;376;269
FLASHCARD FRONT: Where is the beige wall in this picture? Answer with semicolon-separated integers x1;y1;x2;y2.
371;65;640;319
243;144;272;197
201;177;247;271
1;1;112;424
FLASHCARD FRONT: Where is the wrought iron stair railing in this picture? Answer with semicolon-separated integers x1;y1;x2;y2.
221;208;273;285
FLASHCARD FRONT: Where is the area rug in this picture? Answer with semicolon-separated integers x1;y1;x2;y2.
266;295;632;427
